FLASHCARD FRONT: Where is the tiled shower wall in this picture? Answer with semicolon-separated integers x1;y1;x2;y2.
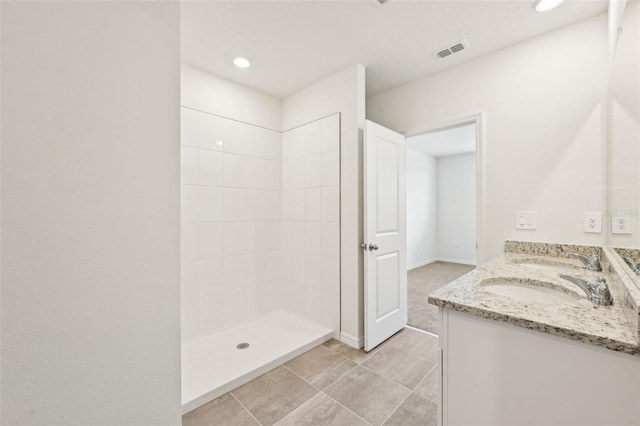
180;108;340;341
281;114;341;333
180;107;282;341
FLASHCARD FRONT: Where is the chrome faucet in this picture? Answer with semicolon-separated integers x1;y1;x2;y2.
623;257;640;276
567;253;602;272
558;274;613;306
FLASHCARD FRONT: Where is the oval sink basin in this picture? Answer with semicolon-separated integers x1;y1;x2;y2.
481;278;581;305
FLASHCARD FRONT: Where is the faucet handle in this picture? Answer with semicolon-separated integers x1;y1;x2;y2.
592;276;611;300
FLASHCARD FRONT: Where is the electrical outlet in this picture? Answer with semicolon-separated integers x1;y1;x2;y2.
516;211;537;230
611;212;631;235
584;211;602;233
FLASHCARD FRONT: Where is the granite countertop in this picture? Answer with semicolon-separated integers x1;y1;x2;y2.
428;249;640;356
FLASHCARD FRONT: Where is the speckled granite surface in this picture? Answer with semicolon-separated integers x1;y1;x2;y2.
429;242;640;356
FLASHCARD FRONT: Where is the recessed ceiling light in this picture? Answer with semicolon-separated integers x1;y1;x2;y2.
532;0;565;12
233;56;251;69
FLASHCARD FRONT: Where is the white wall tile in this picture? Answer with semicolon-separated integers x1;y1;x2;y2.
223;153;247;188
246;190;264;222
245;124;266;158
198;258;224;296
281;131;293;161
181;185;198;223
222;118;246;155
265;251;281;283
281;221;292;251
224;222;248;256
224;255;247;290
265;160;281;190
181;146;199;185
290;222;305;252
246;222;267;253
224;289;248;326
305;222;322;256
321;150;339;187
265;130;281;161
304;119;322;157
291;190;305;221
281;251;291;281
198;295;224;335
321;291;340;333
282;161;292;190
290;127;305;159
198;223;224;259
279;280;293;312
264;222;281;250
263;190;280;221
181;224;198;262
304;188;322;222
181;261;198;301
290;252;305;284
282;191;292;221
304;255;322;289
198;186;224;223
198;112;224;151
305;287;322;324
290;282;306;316
246;252;266;286
223;188;248;222
291;158;305;189
181;107;199;147
198;149;224;186
246;156;265;189
322;222;340;258
247;285;267;319
321;257;340;296
304;154;322;188
181;298;199;341
321;114;340;153
321;186;339;223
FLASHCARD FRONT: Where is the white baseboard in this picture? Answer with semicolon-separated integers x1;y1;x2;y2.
340;331;364;349
436;257;477;266
407;257;438;271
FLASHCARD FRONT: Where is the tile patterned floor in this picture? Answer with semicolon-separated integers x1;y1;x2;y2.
182;328;439;426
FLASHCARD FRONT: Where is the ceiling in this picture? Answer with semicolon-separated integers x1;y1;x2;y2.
407;123;476;157
181;0;609;99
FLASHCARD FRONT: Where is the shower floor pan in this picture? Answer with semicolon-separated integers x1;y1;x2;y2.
181;310;333;414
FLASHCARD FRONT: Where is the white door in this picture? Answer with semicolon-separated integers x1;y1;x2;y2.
363;120;407;351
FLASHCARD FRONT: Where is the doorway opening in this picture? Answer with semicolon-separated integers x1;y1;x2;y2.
405;121;478;334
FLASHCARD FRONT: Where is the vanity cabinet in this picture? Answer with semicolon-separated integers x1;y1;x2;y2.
438;308;640;426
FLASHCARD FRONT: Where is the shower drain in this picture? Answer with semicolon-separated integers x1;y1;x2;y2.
236;342;250;350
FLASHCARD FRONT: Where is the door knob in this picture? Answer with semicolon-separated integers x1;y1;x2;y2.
369;243;379;251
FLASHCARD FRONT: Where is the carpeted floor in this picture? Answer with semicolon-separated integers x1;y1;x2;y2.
407;261;476;335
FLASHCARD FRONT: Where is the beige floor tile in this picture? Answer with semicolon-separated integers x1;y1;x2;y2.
382;392;437;426
324;366;410;426
389;328;439;362
182;393;259;426
232;366;318;426
285;345;357;389
322;338;342;350
363;347;435;390
414;364;439;403
332;342;374;363
275;392;370;426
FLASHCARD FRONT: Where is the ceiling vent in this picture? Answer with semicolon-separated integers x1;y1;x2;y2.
435;40;470;59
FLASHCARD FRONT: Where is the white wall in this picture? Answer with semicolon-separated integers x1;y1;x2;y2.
368;13;608;263
609;1;639;248
437;153;477;264
281;114;341;335
180;66;283;340
283;64;366;347
406;148;437;269
1;2;181;424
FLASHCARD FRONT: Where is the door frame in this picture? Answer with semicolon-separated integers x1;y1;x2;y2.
403;113;486;264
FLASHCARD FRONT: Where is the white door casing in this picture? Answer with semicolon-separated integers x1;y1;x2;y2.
363;120;407;352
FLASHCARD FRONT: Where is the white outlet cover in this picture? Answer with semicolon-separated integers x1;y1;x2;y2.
516;211;537;230
584;211;602;233
611;212;631;235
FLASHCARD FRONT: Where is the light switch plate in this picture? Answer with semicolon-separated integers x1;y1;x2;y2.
516;211;537;230
584;211;602;233
611;211;631;235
